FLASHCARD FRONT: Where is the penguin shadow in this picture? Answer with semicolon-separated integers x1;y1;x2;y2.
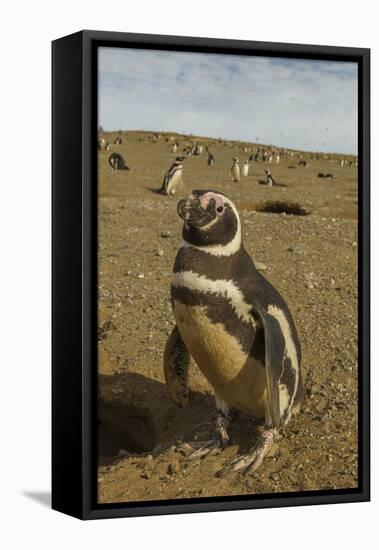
258;179;287;187
146;186;163;195
145;186;187;198
98;370;264;465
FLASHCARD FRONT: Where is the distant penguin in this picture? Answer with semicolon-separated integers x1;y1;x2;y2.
164;190;304;475
231;158;240;182
242;160;249;177
265;169;275;186
98;137;110;151
114;137;122;145
276;154;281;164
109;153;129;170
208;152;215;166
205;145;215;166
171;142;178;153
160;156;185;195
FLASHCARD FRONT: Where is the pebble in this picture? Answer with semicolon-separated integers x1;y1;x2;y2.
315;397;328;414
137;273;145;279
270;472;280;481
255;261;268;271
287;245;304;254
266;442;280;458
156;249;164;257
160;230;172;238
246;478;256;490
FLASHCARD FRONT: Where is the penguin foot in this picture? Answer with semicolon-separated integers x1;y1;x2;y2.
216;429;274;477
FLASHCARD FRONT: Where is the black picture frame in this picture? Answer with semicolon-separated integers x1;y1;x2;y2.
52;30;370;520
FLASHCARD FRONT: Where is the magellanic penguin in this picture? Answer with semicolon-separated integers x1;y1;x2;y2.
265;169;275;186
163;190;304;475
231;158;240;182
205;145;215;166
242;160;249;177
109;152;129;170
159;156;185;195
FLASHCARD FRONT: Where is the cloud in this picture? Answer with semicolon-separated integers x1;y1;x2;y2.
99;47;358;154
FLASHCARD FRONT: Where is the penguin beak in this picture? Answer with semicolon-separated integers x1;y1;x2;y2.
177;198;215;227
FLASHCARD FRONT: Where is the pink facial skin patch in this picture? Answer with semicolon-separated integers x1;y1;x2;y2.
199;192;224;211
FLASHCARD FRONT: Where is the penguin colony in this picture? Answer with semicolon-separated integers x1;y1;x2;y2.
164;190;304;475
98;131;356;195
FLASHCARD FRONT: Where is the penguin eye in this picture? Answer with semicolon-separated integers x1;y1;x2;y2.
216;205;224;214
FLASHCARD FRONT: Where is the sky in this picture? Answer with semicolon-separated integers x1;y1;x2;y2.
99;47;358;155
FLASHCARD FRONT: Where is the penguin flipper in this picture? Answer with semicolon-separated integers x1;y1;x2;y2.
163;325;190;408
254;308;286;430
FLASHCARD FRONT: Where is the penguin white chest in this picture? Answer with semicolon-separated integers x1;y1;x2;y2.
172;299;267;416
167;169;183;195
231;165;240;181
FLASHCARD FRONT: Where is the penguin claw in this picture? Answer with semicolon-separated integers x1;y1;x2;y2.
177;439;222;459
216;430;274;477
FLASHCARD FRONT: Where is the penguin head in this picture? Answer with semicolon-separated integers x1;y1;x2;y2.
177;190;241;250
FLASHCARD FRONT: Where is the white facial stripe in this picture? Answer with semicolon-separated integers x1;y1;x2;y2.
267;304;299;411
172;270;255;326
182;197;242;257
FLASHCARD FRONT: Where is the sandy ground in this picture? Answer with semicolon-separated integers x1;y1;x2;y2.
97;131;358;504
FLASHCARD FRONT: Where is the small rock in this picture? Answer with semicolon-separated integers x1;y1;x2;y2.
146;454;153;462
311;384;323;396
266;442;280;458
156;249;164;257
287;245;304;254
246;478;256;490
255;261;268;271
137;273;145;279
270;472;280;481
315;397;328;414
307;282;315;289
160;230;172;238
